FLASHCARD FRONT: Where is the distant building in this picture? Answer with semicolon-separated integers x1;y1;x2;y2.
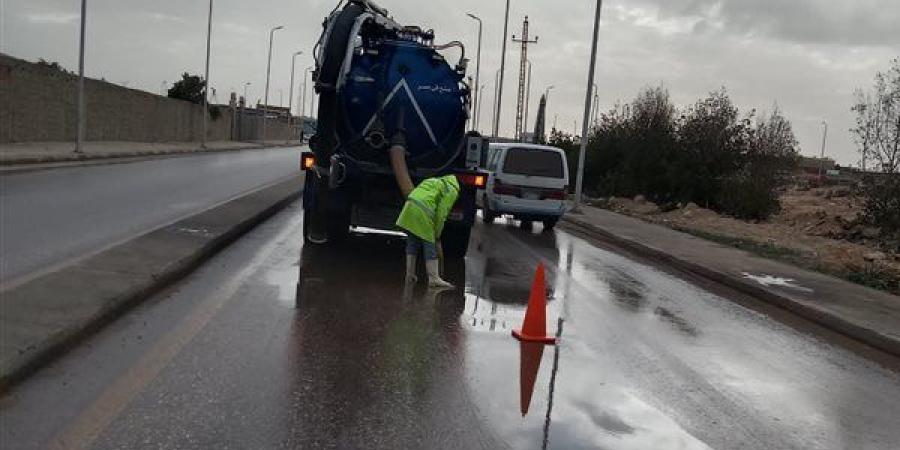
797;156;836;175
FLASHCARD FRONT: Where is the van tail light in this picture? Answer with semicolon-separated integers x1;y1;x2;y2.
542;188;568;200
456;172;488;189
493;179;520;196
301;152;316;171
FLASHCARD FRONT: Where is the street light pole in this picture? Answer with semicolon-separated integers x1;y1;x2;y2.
492;68;501;137
288;51;302;115
477;83;486;133
494;0;511;138
287;51;302;143
75;0;87;153
201;0;213;148
302;67;311;119
466;13;482;132
819;120;828;178
573;0;603;211
262;25;284;143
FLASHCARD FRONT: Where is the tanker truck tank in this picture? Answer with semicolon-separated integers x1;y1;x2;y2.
300;0;488;257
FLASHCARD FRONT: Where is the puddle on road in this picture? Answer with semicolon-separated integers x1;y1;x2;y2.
286;223;719;449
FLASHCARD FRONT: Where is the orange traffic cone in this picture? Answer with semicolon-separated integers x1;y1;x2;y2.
512;263;556;344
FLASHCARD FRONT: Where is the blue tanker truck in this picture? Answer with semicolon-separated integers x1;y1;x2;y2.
301;0;487;257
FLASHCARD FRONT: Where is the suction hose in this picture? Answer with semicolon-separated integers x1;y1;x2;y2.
388;109;414;198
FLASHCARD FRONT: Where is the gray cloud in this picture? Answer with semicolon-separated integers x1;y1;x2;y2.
640;0;900;47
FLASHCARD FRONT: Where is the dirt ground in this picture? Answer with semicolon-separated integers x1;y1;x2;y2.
592;187;900;295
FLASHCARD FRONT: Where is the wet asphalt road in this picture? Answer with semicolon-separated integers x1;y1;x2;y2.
2;202;900;449
0;147;301;285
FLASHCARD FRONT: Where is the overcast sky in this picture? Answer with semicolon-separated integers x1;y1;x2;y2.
2;0;898;165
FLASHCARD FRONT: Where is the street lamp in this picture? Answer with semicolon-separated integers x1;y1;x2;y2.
573;0;603;211
494;0;512;138
201;0;213;148
262;25;284;143
466;13;483;132
75;0;87;153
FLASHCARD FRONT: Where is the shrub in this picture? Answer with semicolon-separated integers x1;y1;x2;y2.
716;172;782;220
861;175;900;250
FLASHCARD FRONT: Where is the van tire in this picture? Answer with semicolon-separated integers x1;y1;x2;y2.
483;208;497;224
543;218;558;231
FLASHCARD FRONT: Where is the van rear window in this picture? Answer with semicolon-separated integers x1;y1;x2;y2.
502;148;564;178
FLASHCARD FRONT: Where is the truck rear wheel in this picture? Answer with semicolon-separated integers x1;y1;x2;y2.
441;226;472;258
326;209;351;243
543;217;558;231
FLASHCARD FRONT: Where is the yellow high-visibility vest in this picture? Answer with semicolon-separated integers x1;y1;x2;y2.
396;175;460;243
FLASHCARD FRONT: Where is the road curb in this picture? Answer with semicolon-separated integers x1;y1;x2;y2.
0;176;304;392
561;215;900;358
0;142;302;174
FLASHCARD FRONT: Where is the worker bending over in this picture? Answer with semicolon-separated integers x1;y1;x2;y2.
396;174;459;287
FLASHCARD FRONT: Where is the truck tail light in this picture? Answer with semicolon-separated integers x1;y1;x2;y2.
301;152;316;171
493;179;520;196
456;172;488;189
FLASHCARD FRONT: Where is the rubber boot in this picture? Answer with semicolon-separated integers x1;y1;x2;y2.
426;259;453;289
405;255;418;284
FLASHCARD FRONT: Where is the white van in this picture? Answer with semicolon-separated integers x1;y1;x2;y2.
478;143;569;229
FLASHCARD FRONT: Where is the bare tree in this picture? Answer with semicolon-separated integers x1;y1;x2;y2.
852;58;900;173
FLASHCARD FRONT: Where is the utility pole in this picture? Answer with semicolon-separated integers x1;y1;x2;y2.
573;0;603;211
75;0;87;153
201;0;213;148
523;60;532;141
466;13;483;132
262;25;283;143
512;16;538;142
494;0;511;138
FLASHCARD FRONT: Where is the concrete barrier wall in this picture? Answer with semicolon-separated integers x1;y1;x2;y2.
0;53;295;143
